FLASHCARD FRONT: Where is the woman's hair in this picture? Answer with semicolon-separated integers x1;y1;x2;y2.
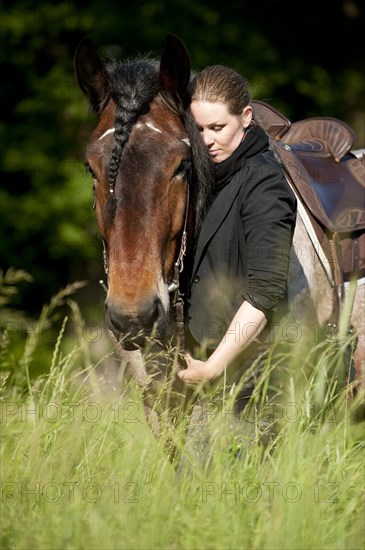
189;65;251;116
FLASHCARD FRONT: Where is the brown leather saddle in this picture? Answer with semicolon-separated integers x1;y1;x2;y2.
253;100;365;331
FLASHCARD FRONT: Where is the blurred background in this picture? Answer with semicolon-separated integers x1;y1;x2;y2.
1;0;364;326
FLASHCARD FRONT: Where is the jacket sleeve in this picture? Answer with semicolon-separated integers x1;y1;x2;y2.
240;154;297;318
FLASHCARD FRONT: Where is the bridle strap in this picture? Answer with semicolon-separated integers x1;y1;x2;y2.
167;171;191;354
168;182;190;294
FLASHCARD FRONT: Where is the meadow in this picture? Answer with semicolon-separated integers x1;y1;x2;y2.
1;270;364;550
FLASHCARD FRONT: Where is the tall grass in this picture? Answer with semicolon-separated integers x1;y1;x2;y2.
1;274;364;550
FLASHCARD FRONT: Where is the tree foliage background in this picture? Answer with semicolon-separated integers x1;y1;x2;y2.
1;0;364;317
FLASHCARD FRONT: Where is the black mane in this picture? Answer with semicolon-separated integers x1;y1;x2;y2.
105;57;214;238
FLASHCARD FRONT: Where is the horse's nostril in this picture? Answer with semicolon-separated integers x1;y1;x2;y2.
139;297;162;329
106;304;125;333
105;297;165;336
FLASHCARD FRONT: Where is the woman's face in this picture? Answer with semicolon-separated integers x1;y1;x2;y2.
190;100;252;163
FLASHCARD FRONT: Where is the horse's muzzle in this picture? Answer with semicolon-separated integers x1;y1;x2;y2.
105;296;168;350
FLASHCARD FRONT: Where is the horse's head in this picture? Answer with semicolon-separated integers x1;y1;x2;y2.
75;35;195;350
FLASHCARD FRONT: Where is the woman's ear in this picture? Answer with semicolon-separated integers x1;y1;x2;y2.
242;105;253;128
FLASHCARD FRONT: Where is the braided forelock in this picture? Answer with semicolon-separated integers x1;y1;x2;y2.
106;59;160;196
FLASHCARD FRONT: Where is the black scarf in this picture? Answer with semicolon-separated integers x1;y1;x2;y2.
213;124;269;193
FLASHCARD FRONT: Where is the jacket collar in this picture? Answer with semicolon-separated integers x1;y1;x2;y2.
213;124;269;193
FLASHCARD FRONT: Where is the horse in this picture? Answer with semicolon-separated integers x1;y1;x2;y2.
75;34;214;432
75;34;364;435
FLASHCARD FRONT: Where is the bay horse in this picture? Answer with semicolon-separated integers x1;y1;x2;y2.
75;34;364;432
75;34;214;430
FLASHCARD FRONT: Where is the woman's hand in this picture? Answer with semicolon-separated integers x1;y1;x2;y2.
177;353;220;385
178;302;267;386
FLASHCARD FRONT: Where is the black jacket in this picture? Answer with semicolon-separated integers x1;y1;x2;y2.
187;125;297;347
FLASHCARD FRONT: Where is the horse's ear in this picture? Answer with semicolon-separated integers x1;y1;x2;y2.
159;34;191;104
75;37;108;113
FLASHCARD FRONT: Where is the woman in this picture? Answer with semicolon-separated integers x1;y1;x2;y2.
178;65;297;387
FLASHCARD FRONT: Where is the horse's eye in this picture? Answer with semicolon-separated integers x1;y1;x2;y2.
85;164;97;180
172;159;191;179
